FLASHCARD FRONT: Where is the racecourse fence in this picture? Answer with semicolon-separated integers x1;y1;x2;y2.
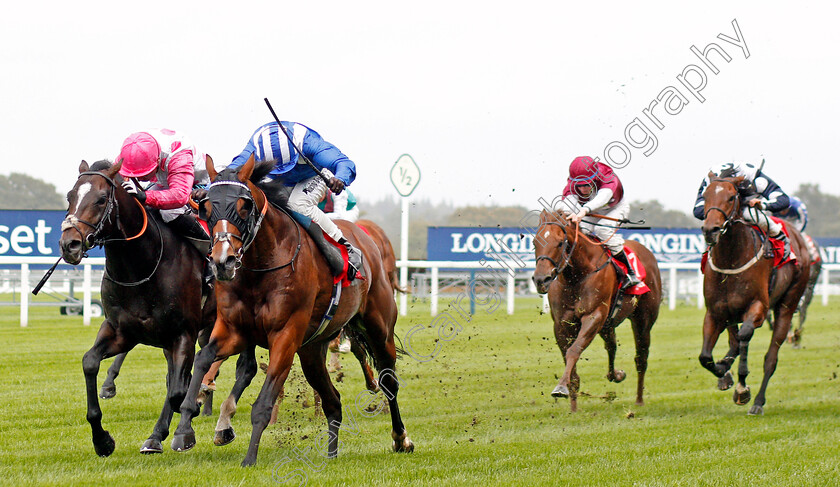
3;256;839;326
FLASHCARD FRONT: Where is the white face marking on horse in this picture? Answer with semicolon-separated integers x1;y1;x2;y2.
220;221;231;256
714;186;724;195
74;182;92;214
544;231;550;239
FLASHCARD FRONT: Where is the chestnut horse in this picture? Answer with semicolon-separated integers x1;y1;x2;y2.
699;174;810;415
172;155;413;466
357;219;406;295
59;160;217;455
532;210;662;412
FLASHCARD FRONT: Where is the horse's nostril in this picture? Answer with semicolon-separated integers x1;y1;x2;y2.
224;255;237;270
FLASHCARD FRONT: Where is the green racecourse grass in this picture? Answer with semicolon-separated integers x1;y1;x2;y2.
1;298;839;486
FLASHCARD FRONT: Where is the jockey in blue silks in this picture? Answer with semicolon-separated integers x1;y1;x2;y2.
226;121;362;281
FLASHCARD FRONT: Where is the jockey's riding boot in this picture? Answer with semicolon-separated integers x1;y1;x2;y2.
303;223;346;277
169;214;211;253
339;237;364;281
613;250;641;289
772;230;791;261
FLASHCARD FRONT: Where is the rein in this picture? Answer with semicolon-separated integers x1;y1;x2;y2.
63;170;162;287
535;220;612;285
703;178;766;275
208;180;301;273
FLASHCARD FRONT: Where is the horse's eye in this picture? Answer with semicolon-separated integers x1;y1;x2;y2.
728;195;736;202
96;196;107;206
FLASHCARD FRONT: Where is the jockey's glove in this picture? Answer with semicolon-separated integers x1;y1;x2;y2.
122;179;147;203
328;177;345;195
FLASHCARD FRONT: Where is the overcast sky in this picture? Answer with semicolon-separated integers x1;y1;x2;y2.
1;1;837;214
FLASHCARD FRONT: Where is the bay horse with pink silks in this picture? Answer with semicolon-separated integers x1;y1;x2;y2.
532;209;662;412
171;155;413;466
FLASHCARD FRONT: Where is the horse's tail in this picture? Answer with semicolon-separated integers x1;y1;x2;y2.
391;270;409;295
345;320;406;372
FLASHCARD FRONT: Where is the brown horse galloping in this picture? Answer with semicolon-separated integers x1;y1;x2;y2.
532;210;662;412
172;155;413;466
699;175;810;415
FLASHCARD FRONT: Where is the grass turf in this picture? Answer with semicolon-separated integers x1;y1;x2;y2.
0;297;838;486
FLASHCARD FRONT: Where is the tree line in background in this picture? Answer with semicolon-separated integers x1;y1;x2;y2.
3;173;838;259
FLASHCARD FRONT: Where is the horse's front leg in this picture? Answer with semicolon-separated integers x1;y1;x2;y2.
100;352;127;399
551;310;579;411
83;320;133;457
172;325;245;452
600;326;626;384
143;334;195;453
714;325;738;390
242;326;302;467
698;311;728;378
552;307;606;408
214;345;258;447
733;300;768;406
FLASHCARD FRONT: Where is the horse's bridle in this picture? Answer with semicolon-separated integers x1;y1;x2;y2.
702;178;742;244
62;170;160;286
203;179;300;273
534;221;577;284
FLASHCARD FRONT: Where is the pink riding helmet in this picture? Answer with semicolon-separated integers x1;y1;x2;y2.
118;132;161;178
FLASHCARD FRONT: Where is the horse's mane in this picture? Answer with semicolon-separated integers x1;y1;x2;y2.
89;159;124;184
215;158;276;184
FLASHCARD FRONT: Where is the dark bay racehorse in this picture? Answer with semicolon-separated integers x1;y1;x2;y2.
532;210;662;412
172;155;413;466
698;174;810;415
59;160;216;455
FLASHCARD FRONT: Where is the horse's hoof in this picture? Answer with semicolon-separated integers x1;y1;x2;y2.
99;385;116;399
214;428;236;446
93;431;116;457
140;439;163;454
717;371;734;391
733;385;751;405
748;405;764;416
391;432;415;453
241;457;257;467
367;379;380;393
171;432;196;452
608;370;626;383
551;384;569;398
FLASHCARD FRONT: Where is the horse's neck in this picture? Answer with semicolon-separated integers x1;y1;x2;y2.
102;196;164;273
562;237;607;283
246;205;299;267
713;222;757;265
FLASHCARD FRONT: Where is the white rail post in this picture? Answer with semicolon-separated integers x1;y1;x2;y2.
668;266;678;311
506;272;515;315
823;267;830;306
399;198;409;317
20;263;29;327
697;268;704;309
430;265;439;316
83;263;92;326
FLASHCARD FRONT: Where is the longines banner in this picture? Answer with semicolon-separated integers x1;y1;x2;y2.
0;210;104;258
427;227;840;265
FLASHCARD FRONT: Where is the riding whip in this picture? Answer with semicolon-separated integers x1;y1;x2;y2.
263;98;332;186
32;257;63;295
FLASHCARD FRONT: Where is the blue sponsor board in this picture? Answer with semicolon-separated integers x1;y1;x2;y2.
427;226;840;265
0;210;104;258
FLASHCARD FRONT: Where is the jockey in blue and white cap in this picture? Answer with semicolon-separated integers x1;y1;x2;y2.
227;121;362;280
693;161;791;255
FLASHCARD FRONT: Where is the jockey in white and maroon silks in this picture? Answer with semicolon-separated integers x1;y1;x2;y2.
558;156;640;288
117;128;213;285
692;162;791;257
773;195;819;263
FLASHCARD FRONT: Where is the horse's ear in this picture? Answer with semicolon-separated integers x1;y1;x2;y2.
707;171;715;179
206;155;217;181
106;158;123;179
79;160;89;173
238;153;255;183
